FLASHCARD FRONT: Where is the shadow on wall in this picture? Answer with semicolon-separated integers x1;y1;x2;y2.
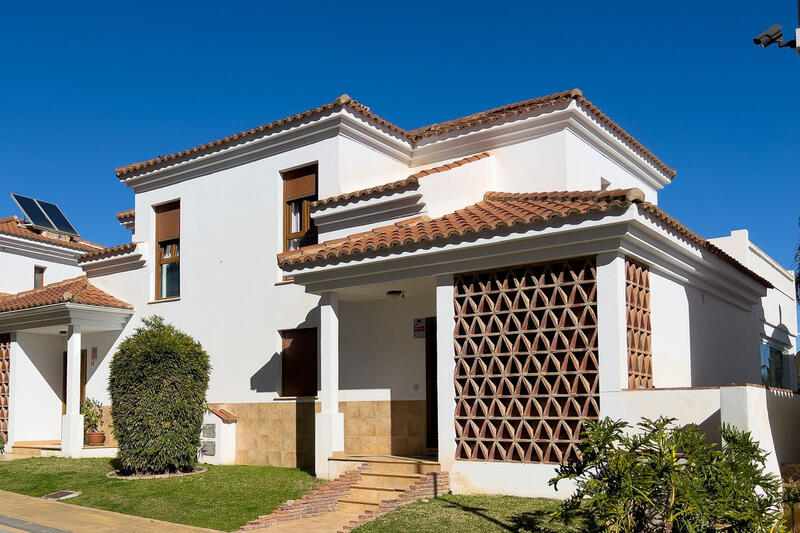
687;287;761;387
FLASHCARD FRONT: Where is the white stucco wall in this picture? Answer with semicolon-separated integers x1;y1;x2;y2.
649;270;693;388
339;294;434;402
11;332;65;443
564;128;659;202
0;248;83;294
417;155;496;219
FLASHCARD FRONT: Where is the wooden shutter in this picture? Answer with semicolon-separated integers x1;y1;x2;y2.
156;201;180;242
281;328;317;396
284;172;317;201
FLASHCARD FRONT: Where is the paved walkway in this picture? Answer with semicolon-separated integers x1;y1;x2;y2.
0;491;219;533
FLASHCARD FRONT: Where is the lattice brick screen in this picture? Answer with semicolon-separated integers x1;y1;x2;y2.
453;258;599;464
0;334;10;442
625;259;653;389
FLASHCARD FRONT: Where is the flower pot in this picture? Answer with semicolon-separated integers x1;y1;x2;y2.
86;431;106;446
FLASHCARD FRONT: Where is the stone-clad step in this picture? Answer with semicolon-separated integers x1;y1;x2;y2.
241;455;448;532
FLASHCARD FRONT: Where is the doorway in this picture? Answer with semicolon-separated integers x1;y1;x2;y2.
61;350;87;415
424;317;438;451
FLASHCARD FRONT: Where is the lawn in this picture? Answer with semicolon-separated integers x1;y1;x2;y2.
0;457;321;531
353;493;586;533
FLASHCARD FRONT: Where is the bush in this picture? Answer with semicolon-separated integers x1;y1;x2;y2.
0;433;5;454
109;316;210;474
550;416;785;533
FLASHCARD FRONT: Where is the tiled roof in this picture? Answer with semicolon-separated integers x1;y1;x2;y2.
77;242;139;263
277;189;770;288
0;276;132;313
116;94;408;178
312;153;491;209
116;209;135;222
408;89;676;179
0;216;101;252
279;189;644;268
116;90;674;180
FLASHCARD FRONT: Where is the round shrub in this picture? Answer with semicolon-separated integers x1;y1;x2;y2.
109;315;210;474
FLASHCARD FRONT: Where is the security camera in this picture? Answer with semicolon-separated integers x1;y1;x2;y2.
754;24;784;47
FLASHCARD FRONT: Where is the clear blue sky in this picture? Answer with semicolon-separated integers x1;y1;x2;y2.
1;1;798;270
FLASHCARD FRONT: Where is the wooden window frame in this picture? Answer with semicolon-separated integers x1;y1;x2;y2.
154;201;180;300
34;265;46;289
282;165;318;252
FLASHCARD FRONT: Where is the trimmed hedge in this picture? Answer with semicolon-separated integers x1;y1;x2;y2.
109;316;210;474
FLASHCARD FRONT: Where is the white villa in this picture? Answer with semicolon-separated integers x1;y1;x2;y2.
1;89;798;503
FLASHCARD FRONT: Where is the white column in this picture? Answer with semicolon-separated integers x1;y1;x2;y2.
596;252;628;393
315;293;344;478
61;325;84;457
435;275;457;472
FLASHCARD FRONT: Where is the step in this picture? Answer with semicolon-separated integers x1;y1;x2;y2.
338;499;381;515
348;485;404;503
364;460;440;475
359;472;425;490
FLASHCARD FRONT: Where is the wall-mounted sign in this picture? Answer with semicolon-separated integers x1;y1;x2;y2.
91;347;98;368
413;318;425;339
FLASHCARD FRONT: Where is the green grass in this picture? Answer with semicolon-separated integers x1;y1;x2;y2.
353;493;586;533
0;457;321;531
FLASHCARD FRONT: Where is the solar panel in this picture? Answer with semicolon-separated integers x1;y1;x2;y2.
10;194;80;236
37;200;79;235
10;194;55;230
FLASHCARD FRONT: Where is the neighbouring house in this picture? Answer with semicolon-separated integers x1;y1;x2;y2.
0;89;798;497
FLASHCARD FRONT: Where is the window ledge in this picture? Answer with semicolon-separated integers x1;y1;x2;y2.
148;297;181;305
274;395;318;402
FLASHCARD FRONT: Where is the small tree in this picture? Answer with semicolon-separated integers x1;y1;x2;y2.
109;316;210;474
550;416;785;533
81;397;103;432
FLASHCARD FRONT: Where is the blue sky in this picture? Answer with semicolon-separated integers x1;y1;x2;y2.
1;1;798;270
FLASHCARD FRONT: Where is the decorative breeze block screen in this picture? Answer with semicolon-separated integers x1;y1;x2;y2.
453;258;599;464
625;259;653;389
0;334;9;442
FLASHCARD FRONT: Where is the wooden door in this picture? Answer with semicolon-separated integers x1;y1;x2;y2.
61;350;87;415
425;317;438;450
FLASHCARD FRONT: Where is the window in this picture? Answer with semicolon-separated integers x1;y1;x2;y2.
760;342;787;388
155;201;180;299
280;328;317;396
34;266;46;288
283;165;318;251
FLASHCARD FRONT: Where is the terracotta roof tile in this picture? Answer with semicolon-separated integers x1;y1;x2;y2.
77;242;139;263
0;216;101;252
116;95;408;179
408;89;676;179
116;209;135;222
279;189;643;269
208;405;238;423
0;276;132;313
116;91;674;180
312;153;491;210
277;188;769;288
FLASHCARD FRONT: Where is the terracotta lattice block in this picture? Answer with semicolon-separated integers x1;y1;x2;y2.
0;334;10;441
452;258;599;465
625;260;653;389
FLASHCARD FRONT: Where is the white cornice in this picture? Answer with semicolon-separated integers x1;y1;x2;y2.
81;245;145;277
0;302;133;334
0;234;83;264
288;207;765;309
119;110;413;192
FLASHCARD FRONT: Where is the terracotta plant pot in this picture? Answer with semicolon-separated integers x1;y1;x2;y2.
86;431;106;446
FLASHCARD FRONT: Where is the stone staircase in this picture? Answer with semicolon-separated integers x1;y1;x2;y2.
242;455;449;532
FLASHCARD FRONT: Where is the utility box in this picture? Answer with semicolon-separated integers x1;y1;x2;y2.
199;406;237;465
